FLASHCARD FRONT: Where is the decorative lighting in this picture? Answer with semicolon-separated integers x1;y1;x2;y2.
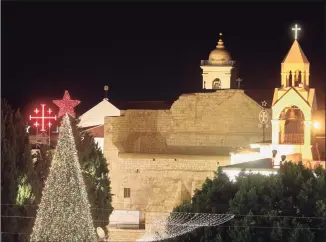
29;104;57;132
30;114;97;241
313;121;320;129
291;24;301;40
26;124;31;133
53;90;81;118
136;212;234;241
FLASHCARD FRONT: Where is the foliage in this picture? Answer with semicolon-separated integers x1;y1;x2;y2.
30;114;97;241
29;146;52;202
1;99;35;241
71;118;113;235
169;162;326;242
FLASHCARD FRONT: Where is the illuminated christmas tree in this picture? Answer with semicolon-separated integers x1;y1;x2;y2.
30;114;97;241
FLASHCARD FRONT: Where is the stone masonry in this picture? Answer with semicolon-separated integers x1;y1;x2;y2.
104;90;272;229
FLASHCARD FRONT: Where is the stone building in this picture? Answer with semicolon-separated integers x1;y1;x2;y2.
100;30;324;241
103;34;273;230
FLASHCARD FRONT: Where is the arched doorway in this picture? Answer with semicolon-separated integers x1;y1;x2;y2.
212;78;221;89
279;105;304;144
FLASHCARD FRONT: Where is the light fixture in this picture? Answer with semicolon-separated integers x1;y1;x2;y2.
313;121;320;129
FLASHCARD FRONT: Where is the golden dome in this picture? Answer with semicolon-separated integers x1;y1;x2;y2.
208;33;231;64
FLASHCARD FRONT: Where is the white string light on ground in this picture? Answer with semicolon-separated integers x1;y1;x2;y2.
136;212;234;242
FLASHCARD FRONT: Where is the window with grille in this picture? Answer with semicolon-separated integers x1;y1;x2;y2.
124;188;130;198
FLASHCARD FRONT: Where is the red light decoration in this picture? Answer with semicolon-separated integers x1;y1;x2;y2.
52;90;80;118
30;104;57;132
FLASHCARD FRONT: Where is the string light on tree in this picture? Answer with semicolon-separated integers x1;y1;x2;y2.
53;90;81;118
30;114;97;241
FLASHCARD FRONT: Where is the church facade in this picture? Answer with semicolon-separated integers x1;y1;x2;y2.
101;28;324;241
103;34;272;227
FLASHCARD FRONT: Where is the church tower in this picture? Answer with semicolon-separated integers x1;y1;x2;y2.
200;33;234;90
271;24;317;161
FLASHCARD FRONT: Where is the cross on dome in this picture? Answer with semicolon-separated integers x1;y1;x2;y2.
292;24;301;40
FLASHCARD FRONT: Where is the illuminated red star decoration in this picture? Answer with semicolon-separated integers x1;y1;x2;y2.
53;90;80;118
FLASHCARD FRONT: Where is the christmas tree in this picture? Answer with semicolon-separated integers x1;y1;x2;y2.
30;114;97;241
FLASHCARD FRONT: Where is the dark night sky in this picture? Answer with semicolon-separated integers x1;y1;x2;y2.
2;2;325;115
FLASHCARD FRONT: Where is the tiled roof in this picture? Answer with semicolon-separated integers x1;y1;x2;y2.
282;40;309;64
82;125;104;138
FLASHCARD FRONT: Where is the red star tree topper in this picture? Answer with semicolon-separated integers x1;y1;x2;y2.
53;90;80;118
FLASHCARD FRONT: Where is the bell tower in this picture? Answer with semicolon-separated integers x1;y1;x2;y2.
271;24;317;162
200;33;235;90
281;25;310;88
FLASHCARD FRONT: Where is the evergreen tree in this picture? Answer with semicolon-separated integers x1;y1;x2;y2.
30;114;97;241
31;118;113;237
71;118;113;234
170;162;326;242
1;99;35;242
33;146;52;203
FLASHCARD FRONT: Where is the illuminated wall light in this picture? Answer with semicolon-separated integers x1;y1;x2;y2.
313;121;320;129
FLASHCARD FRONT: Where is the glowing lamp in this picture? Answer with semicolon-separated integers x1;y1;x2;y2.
313;121;320;129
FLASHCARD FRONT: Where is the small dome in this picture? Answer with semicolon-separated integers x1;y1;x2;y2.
208;33;231;64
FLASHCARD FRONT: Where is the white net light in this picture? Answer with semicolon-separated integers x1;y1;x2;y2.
136;212;234;242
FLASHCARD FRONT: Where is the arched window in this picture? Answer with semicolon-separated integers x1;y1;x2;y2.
288;71;292;87
212;78;221;89
298;71;302;86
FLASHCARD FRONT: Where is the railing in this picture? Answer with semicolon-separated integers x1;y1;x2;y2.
280;133;304;144
201;60;236;66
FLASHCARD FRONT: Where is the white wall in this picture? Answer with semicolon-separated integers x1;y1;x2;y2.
94;137;104;153
201;66;233;89
79;99;120;128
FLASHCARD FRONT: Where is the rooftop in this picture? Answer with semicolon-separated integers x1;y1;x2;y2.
225;158;274;169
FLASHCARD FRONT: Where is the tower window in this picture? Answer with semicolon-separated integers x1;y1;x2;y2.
212;78;221;89
124;188;131;198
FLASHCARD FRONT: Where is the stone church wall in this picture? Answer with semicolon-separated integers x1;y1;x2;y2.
107;153;229;224
106;90;271;155
104;90;272;225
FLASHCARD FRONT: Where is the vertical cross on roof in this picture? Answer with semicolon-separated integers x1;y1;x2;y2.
292;24;301;40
